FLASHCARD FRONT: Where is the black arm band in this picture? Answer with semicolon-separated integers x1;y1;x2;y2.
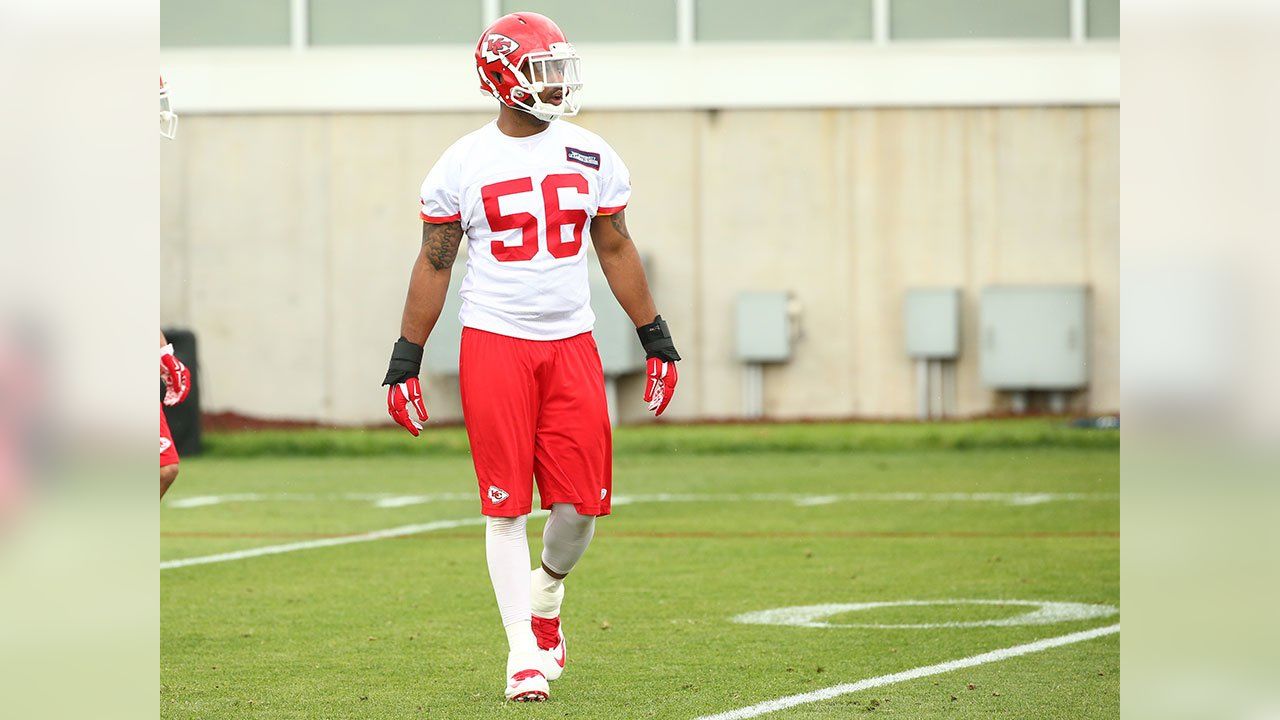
636;315;681;362
382;337;424;386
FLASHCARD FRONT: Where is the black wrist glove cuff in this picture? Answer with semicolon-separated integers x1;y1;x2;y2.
636;315;681;362
382;337;424;386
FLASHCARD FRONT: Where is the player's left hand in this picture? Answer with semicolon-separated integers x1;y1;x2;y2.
160;343;191;406
636;315;681;417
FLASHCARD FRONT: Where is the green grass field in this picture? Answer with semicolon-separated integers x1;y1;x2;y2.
161;421;1118;719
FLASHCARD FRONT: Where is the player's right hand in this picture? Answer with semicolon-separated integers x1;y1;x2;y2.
383;336;428;436
387;377;429;436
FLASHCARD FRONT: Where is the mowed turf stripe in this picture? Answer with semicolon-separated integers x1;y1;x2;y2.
162;529;1118;540
695;623;1120;720
163;491;1116;509
159;517;486;570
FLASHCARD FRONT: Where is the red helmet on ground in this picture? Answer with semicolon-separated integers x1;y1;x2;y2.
160;75;178;139
475;12;582;122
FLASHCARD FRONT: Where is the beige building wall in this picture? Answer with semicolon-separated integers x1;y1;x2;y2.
160;106;1118;424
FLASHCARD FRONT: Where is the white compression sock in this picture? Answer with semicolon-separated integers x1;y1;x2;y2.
539;502;596;578
485;515;538;656
530;566;564;618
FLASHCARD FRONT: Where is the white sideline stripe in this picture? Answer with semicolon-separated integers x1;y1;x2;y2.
159;517;487;570
694;623;1120;720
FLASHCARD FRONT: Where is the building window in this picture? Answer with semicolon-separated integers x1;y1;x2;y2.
309;0;482;45
891;0;1071;40
1087;0;1119;38
161;0;292;47
697;0;873;42
501;0;678;43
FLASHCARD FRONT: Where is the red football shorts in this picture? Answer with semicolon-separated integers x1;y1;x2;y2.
160;405;179;467
459;327;612;518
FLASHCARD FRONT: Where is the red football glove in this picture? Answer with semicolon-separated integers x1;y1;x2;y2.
644;357;677;417
160;344;191;406
387;377;429;436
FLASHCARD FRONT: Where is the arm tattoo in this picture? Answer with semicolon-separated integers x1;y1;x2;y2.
422;222;462;271
608;211;632;240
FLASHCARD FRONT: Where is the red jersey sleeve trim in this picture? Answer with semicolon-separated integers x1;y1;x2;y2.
420;211;462;224
596;204;627;216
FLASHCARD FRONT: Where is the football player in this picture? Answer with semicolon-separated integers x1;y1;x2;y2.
160;329;190;497
160;77;190;498
382;12;681;702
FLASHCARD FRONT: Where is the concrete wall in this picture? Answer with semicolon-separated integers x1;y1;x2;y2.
160;106;1118;424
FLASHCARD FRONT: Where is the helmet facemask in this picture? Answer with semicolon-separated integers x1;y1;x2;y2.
159;80;178;140
509;43;581;122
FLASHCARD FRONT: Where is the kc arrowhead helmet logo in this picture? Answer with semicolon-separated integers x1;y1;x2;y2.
487;485;510;505
481;33;520;62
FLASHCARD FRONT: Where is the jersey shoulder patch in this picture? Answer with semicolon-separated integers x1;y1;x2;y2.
564;146;601;170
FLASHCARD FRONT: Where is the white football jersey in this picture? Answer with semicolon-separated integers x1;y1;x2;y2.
419;120;631;341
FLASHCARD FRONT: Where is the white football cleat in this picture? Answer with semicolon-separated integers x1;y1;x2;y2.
504;652;549;702
532;614;566;681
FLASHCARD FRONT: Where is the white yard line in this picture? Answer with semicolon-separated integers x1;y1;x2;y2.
159;517;487;571
165;491;1116;510
694;623;1120;720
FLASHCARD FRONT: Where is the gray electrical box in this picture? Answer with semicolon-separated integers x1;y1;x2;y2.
423;271;465;375
980;286;1089;389
735;291;793;363
424;256;646;376
589;258;646;376
904;288;960;359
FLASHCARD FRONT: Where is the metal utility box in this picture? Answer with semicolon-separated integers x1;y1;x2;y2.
424;256;646;376
588;259;646;376
160;327;202;456
980;286;1089;389
904;288;961;359
423;272;465;375
735;291;794;363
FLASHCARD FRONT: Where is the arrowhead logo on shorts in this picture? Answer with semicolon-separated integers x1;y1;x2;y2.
487;485;510;505
160;437;172;453
481;33;520;63
600;488;607;501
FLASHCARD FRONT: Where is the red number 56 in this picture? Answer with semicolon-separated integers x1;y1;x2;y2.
481;174;589;262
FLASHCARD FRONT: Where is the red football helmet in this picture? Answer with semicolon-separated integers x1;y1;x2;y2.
160;76;178;140
475;13;581;122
